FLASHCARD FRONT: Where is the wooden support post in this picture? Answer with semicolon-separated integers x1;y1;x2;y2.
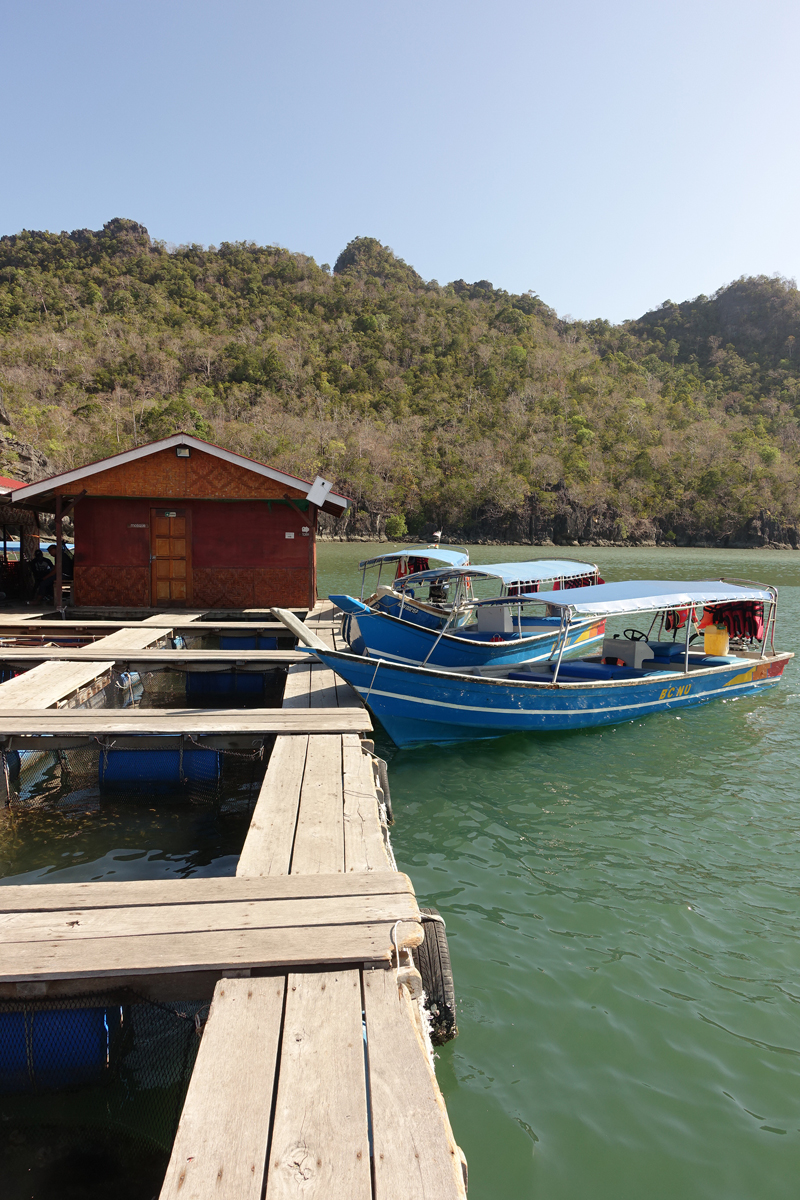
309;502;318;609
54;495;63;611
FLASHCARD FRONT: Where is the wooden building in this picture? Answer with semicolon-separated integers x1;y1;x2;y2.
5;434;349;609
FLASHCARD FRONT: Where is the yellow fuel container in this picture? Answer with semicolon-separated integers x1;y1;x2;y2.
704;625;730;656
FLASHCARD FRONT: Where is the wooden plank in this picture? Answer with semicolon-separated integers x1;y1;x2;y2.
160;977;285;1200
88;626;170;651
143;611;205;624
265;969;371;1200
0;892;421;944
364;967;467;1199
343;734;392;873
290;735;344;874
307;665;343;710
0;661;115;709
0;709;371;734
0;920;423;981
0;870;415;913
236;735;308;877
0;649;310;664
281;663;311;708
0;621;288;634
271;607;330;651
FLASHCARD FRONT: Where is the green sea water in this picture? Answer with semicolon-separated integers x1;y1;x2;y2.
319;543;800;1200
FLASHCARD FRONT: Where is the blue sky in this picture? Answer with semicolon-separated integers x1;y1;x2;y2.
1;0;798;322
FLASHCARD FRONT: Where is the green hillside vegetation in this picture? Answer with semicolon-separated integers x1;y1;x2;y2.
1;217;799;546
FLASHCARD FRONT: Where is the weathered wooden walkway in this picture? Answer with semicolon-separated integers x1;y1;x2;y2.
0;600;467;1198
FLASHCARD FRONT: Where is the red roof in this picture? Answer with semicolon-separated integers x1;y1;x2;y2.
0;475;24;491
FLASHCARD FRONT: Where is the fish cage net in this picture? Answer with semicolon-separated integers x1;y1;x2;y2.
0;739;270;815
0;990;206;1197
106;665;287;710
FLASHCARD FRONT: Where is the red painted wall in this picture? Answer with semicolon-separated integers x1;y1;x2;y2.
191;501;309;568
73;497;313;608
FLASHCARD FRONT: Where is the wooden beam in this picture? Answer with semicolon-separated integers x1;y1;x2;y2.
271;607;330;651
236;735;309;877
0;870;414;913
0;893;420;944
265;969;372;1200
290;735;345;874
160;977;286;1200
343;734;391;873
54;494;62;609
0;649;311;665
0;709;371;734
0;919;423;982
0;661;115;709
0;620;290;634
364;967;467;1199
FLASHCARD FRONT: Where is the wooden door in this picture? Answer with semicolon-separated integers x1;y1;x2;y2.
150;508;192;606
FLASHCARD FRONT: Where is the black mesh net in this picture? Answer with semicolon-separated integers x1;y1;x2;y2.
0;991;206;1199
0;740;269;814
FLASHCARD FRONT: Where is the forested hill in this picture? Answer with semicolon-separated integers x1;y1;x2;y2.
1;217;800;548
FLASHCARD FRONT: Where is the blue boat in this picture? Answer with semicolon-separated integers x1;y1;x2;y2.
331;592;605;669
358;544;469;593
280;580;792;747
362;556;601;632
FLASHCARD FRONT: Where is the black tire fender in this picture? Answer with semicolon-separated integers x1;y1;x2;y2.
412;907;458;1044
375;757;393;825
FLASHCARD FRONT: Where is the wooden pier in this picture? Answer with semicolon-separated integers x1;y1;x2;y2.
0;600;467;1198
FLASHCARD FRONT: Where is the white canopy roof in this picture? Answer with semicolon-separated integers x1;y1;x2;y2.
359;547;469;569
475;559;597;584
524;579;773;618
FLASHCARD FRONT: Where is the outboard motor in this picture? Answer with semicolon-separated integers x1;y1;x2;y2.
428;581;449;604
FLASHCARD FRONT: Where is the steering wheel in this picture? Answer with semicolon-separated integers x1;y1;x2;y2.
623;629;648;641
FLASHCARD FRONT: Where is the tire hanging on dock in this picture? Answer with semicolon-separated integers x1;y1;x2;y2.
374;756;393;825
412;907;458;1044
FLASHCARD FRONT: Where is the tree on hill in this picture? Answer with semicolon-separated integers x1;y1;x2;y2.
0;220;798;546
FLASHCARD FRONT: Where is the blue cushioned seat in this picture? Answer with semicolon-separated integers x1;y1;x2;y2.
647;641;690;660
507;662;645;682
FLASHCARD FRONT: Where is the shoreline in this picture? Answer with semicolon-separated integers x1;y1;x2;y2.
318;534;800;551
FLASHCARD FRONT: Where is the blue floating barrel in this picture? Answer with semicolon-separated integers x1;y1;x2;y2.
219;635;278;650
3;749;20;778
0;1006;122;1093
99;747;221;790
186;671;265;695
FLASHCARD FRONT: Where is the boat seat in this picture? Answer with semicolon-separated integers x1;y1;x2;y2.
550;662;645;681
647;641;692;660
508;662;645;683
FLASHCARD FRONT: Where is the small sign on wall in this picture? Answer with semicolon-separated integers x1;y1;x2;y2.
128;523;147;528
285;532;295;539
302;527;310;535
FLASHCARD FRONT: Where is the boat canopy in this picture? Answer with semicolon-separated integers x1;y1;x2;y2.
498;579;774;618
358;546;469;570
396;558;598;588
472;559;597;585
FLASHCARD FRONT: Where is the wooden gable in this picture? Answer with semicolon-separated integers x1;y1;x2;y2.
52;447;309;501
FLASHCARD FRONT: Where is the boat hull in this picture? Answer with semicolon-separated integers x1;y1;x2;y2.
305;648;792;747
339;603;605;668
